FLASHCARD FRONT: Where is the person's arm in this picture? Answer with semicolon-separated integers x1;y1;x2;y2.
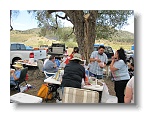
104;54;108;68
124;86;133;103
84;75;91;85
90;57;101;63
11;71;20;80
90;51;101;63
53;62;57;68
110;57;118;72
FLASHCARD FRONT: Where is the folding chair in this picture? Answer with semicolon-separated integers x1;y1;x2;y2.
37;60;44;78
44;71;56;79
11;67;29;92
62;87;99;103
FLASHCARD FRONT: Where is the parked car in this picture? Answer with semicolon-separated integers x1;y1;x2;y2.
93;44;114;65
10;42;47;65
48;43;67;59
129;53;134;64
25;46;33;50
125;50;134;64
39;45;49;54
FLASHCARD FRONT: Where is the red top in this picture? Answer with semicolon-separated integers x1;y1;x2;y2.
64;53;74;64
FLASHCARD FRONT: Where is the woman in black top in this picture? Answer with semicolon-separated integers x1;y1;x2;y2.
61;53;88;88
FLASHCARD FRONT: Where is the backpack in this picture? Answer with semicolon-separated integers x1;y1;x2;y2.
37;84;53;100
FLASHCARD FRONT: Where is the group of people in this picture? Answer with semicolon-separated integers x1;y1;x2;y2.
10;45;134;103
60;46;134;103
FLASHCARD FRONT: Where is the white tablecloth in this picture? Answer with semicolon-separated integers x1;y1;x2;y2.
44;78;61;85
82;84;103;91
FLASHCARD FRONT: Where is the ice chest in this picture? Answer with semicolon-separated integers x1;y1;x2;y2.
10;92;42;103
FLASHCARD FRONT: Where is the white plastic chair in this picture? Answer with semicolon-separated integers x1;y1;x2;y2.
37;60;44;77
101;83;118;103
44;71;56;79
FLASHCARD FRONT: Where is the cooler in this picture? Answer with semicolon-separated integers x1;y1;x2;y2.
10;92;42;103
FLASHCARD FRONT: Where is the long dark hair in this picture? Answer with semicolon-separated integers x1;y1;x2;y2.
73;47;79;53
117;48;127;64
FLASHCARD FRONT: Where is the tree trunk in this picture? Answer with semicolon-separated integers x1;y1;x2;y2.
66;10;98;64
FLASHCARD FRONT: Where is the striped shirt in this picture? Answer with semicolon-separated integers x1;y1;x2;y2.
89;51;108;75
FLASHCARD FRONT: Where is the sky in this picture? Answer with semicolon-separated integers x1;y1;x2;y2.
11;10;134;33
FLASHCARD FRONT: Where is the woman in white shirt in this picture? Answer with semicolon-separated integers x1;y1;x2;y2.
124;76;134;103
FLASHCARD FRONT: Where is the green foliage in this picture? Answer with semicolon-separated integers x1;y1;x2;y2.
64;41;78;48
96;10;133;39
97;10;133;29
111;30;134;43
27;10;133;41
96;26;117;39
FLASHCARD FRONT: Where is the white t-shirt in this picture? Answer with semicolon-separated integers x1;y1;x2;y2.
112;60;130;81
43;59;49;67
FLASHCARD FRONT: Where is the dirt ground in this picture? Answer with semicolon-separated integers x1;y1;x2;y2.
10;66;115;103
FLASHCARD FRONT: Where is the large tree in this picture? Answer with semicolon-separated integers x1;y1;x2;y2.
11;10;134;63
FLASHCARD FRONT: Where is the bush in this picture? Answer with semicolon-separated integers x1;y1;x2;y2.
65;42;77;48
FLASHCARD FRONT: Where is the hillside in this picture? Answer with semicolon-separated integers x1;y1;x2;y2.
10;28;134;50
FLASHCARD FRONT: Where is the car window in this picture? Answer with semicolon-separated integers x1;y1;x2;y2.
20;44;26;50
11;44;26;50
94;47;98;51
11;44;17;50
106;47;113;53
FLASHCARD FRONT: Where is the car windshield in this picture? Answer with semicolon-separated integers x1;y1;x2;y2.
105;47;113;53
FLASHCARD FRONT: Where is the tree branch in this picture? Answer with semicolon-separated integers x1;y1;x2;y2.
10;25;13;31
56;13;71;22
10;10;13;31
51;13;72;30
66;26;75;37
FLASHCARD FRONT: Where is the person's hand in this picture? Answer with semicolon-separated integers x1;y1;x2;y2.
95;57;101;63
85;81;91;85
54;63;57;68
11;72;15;76
10;69;15;74
99;62;104;68
112;56;115;60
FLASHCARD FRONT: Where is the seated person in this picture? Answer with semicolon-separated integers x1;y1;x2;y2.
59;53;68;69
64;47;79;64
43;55;58;77
10;62;23;88
128;63;134;78
61;53;90;89
55;58;61;68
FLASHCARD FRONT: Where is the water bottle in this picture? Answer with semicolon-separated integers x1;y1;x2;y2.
89;76;93;84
